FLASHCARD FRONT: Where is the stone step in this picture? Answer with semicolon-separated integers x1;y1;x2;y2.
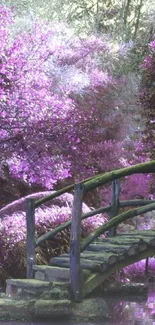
33;265;70;282
0;298;71;321
6;278;70;300
6;279;52;299
33;265;91;283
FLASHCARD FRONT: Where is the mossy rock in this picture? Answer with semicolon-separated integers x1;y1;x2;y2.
40;287;70;300
71;298;109;321
35;299;71;319
0;298;35;321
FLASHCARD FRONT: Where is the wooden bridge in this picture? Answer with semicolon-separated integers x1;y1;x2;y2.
49;230;155;297
7;161;155;302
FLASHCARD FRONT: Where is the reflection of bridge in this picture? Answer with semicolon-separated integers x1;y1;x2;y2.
7;161;155;302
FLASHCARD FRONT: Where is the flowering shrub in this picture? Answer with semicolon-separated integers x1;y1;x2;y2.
120;258;155;283
90;144;152;207
0;4;150;199
0;5;119;188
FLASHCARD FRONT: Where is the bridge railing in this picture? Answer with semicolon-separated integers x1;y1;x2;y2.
26;160;155;301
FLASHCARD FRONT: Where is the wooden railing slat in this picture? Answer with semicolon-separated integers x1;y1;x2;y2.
70;183;84;302
108;179;120;237
26;198;36;279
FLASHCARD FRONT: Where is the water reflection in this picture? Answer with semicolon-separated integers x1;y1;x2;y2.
1;288;155;325
106;287;155;325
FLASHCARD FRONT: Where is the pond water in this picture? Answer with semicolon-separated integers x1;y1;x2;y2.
1;287;155;325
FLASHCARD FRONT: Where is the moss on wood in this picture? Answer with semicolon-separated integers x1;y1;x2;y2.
84;161;155;192
81;202;155;251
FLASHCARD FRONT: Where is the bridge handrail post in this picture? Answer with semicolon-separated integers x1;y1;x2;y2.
70;183;84;302
108;179;120;237
26;198;36;279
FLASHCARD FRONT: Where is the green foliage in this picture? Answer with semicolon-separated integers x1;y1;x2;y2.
1;0;154;79
1;0;155;42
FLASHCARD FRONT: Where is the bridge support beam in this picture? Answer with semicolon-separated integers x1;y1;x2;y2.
108;179;120;237
70;183;84;302
83;246;155;297
26;198;36;279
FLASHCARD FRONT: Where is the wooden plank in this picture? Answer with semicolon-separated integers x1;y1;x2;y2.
108;179;120;237
57;252;119;264
86;243;138;256
50;256;107;272
102;235;154;244
106;234;155;246
118;236;155;246
89;237;149;254
81;252;117;264
63;252;118;264
98;238;148;252
26;198;36;279
70;183;84;302
98;237;145;245
118;230;155;237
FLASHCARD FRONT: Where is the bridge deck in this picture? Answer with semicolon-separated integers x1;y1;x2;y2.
50;230;155;273
49;230;155;296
